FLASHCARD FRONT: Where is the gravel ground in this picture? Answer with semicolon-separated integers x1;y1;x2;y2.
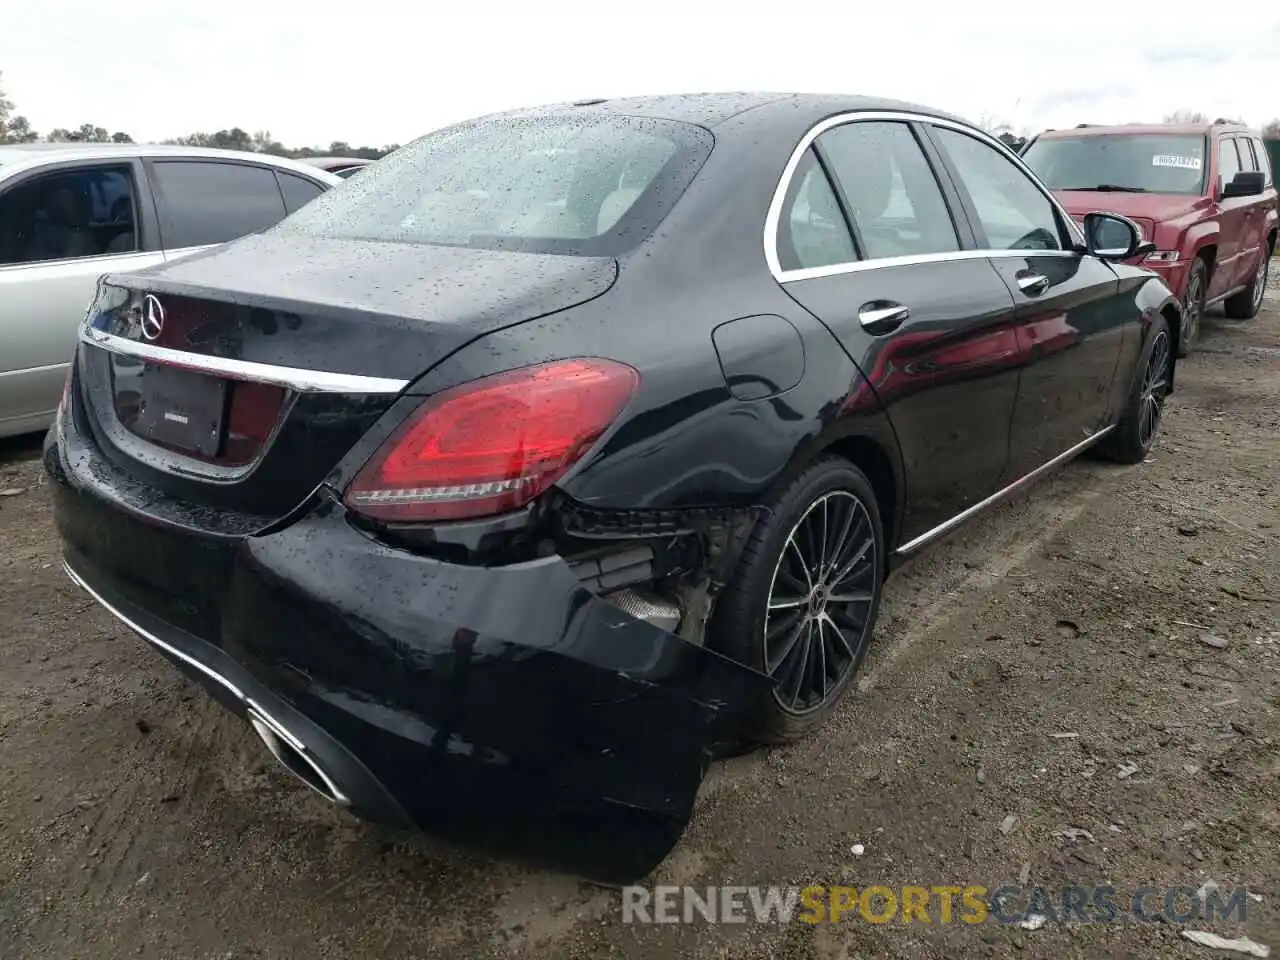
1;295;1277;960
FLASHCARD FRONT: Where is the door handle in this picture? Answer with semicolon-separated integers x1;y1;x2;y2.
858;301;910;333
1016;272;1050;296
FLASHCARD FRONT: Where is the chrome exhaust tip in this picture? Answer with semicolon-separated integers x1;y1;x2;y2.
245;702;351;807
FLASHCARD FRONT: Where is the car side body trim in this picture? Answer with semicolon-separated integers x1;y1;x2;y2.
894;424;1115;556
79;326;410;395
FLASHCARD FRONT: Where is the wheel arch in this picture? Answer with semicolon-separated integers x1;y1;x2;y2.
765;420;905;568
1136;272;1182;389
1192;240;1218;287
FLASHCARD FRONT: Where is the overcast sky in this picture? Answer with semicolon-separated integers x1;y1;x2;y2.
3;0;1278;147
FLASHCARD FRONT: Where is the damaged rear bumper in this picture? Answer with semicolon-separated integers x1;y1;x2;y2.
48;433;772;882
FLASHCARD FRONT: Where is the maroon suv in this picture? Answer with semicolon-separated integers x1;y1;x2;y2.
1023;122;1277;355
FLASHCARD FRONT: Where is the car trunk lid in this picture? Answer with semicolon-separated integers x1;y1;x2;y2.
74;234;618;521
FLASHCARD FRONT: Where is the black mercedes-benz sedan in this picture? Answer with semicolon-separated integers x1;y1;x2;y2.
46;92;1181;882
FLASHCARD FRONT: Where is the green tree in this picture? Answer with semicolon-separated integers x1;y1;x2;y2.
252;129;288;155
166;127;254;151
3;114;39;143
47;123;115;142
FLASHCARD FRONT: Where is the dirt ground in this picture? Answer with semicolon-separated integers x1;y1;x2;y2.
1;286;1278;960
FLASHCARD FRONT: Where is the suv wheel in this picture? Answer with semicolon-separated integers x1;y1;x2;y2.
1178;257;1207;356
1224;249;1269;321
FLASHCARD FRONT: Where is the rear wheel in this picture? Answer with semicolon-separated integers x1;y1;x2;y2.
1096;316;1173;465
1177;257;1207;357
709;459;884;744
1223;248;1270;320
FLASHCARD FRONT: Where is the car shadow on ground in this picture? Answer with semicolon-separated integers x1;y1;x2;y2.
0;431;46;466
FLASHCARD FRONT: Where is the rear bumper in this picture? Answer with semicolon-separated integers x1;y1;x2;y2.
46;418;772;883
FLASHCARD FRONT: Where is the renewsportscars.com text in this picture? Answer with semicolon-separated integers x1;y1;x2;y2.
621;884;1252;925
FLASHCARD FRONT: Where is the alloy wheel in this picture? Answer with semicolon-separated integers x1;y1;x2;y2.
1182;267;1204;346
1139;330;1172;449
763;491;878;714
1252;254;1269;313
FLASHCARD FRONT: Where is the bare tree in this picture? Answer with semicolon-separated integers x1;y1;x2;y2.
975;112;1014;137
1162;109;1209;125
1263;119;1280;139
0;70;13;140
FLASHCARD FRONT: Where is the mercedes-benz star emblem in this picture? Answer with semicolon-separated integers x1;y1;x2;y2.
141;294;165;341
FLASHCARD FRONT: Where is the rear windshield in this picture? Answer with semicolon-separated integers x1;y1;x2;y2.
1023;134;1208;195
276;114;714;256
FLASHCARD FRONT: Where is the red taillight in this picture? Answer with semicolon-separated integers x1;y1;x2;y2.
343;358;639;523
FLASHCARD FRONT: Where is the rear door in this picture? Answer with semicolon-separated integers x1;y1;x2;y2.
1254;136;1280;259
1236;138;1270;276
921;124;1127;482
144;159;314;260
0;158;164;434
772;118;1022;544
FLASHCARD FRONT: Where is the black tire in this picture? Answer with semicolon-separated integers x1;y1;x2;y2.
1177;256;1207;357
1223;248;1270;320
709;458;885;744
1095;315;1173;465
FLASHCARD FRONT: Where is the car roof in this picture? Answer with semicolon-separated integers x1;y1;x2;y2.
497;91;971;130
0;142;343;183
1035;122;1255;139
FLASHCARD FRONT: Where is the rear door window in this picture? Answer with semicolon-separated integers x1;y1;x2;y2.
276;171;326;214
1254;138;1274;185
149;161;288;249
816;121;961;260
1239;138;1260;172
0;164;140;265
775;149;857;270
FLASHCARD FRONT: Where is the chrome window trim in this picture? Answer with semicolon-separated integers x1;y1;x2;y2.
764;110;1087;283
80;326;409;395
0;249;157;273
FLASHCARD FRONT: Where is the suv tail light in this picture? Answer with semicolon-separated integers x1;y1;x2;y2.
344;358;639;523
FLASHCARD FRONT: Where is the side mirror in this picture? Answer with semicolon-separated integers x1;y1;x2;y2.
1082;211;1154;262
1221;170;1265;199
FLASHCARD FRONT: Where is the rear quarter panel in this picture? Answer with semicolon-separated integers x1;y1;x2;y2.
385;265;905;527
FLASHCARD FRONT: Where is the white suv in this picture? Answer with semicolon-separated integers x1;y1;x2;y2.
0;144;341;438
